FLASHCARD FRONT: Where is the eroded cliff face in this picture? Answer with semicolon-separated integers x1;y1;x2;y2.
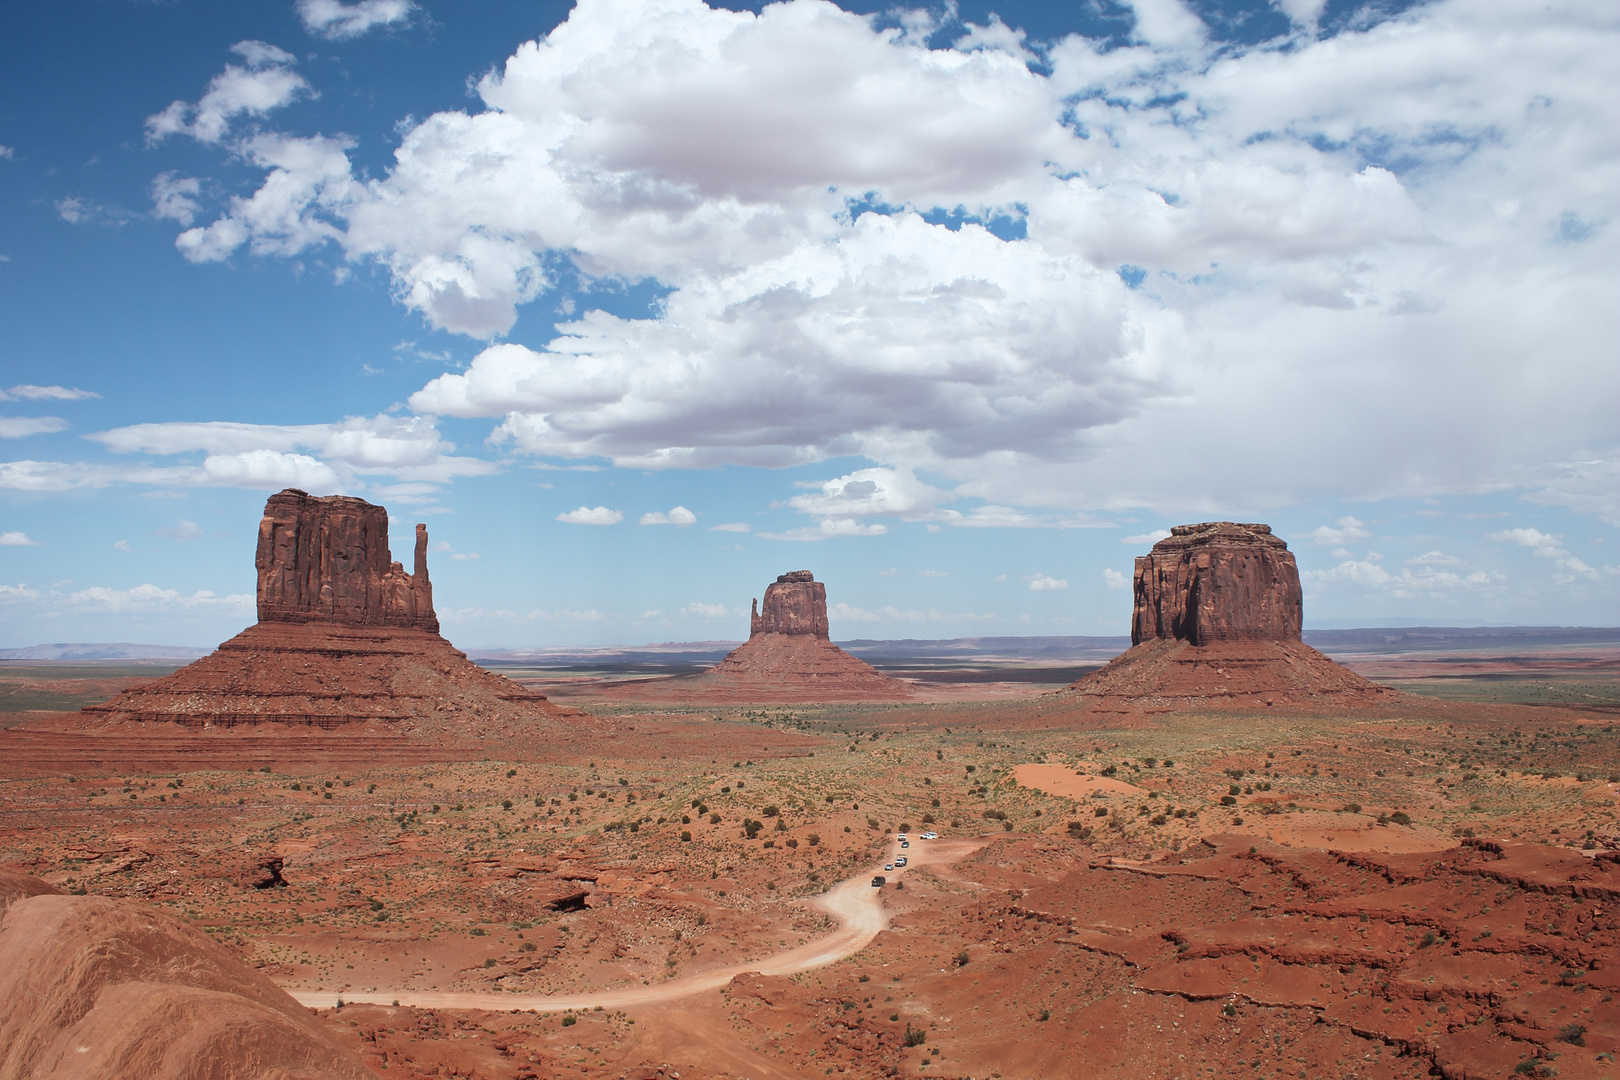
256;489;437;632
1131;522;1303;646
749;570;830;640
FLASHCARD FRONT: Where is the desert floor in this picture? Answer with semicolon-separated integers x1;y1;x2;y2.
0;644;1616;1079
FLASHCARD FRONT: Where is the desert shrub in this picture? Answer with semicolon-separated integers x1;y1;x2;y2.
506;769;517;778
806;833;820;846
743;819;764;839
483;958;496;968
1067;822;1093;840
1038;1008;1051;1021
867;817;880;829
1220;796;1237;806
1229;785;1241;796
762;840;774;848
1558;1023;1586;1046
955;949;970;966
680;831;692;842
1222;1003;1237;1017
763;804;779;817
502;799;513;811
1100;765;1117;777
775;818;787;831
982;809;1007;821
561;1015;576;1027
1094;806;1108;817
904;1023;927;1047
1151;814;1168;826
923;811;936;821
1389;810;1413;826
709;813;720;824
899;822;911;832
1341;802;1362;814
1419;930;1438;948
786;838;798;848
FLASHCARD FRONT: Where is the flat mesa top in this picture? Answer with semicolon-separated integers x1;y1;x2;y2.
1155;521;1287;549
776;570;816;583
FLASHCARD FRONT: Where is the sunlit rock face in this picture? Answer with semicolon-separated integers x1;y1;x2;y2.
749;570;830;640
256;489;437;632
1131;522;1303;647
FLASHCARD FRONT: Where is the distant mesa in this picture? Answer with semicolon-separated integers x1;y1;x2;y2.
23;489;595;756
1070;522;1394;710
680;571;914;702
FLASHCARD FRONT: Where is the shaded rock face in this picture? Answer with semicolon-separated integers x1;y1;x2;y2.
1132;522;1303;647
750;570;829;639
257;488;436;632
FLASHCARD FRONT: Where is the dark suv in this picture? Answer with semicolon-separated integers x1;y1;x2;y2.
870;875;886;887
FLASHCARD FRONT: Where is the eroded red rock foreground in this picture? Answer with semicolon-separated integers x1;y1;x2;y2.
1;512;1615;1079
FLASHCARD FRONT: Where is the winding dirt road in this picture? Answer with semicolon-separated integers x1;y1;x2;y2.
288;836;984;1013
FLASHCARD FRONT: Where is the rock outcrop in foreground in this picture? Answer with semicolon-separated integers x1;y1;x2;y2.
0;869;371;1080
1071;522;1393;710
688;571;912;702
59;489;590;748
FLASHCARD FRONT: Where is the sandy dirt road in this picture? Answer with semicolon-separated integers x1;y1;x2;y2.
288;835;986;1012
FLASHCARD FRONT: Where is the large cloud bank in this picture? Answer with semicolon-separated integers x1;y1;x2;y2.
151;0;1617;522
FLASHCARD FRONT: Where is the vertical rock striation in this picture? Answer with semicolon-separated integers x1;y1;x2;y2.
750;570;830;639
1131;522;1302;646
256;489;437;632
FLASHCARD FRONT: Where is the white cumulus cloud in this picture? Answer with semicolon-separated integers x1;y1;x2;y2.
1302;517;1373;545
0;531;42;546
145;0;1619;523
296;0;416;40
557;505;623;525
0;417;67;438
640;505;697;526
146;41;311;145
1102;568;1128;588
1029;573;1069;590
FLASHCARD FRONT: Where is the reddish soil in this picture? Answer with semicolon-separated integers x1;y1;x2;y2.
2;660;1617;1078
1066;638;1401;712
0;869;372;1079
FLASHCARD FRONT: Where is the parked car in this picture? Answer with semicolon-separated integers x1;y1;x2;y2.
871;875;886;887
920;831;938;840
884;863;894;871
896;833;908;842
895;856;907;867
900;840;909;848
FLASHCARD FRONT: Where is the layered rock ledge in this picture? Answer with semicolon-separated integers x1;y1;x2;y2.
51;490;596;748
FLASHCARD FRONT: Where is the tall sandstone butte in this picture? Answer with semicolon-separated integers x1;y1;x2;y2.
54;489;593;756
686;571;912;701
256;489;437;631
750;569;831;639
1131;522;1303;645
1070;522;1392;710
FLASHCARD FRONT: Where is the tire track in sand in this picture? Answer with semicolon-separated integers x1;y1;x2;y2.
288;837;986;1012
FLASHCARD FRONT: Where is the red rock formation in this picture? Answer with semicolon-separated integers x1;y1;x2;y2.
606;571;913;703
750;570;830;639
1131;522;1302;645
0;872;373;1079
1070;522;1393;710
48;489;601;750
257;488;437;631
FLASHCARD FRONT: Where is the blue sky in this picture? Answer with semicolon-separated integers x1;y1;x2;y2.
1;0;1615;649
